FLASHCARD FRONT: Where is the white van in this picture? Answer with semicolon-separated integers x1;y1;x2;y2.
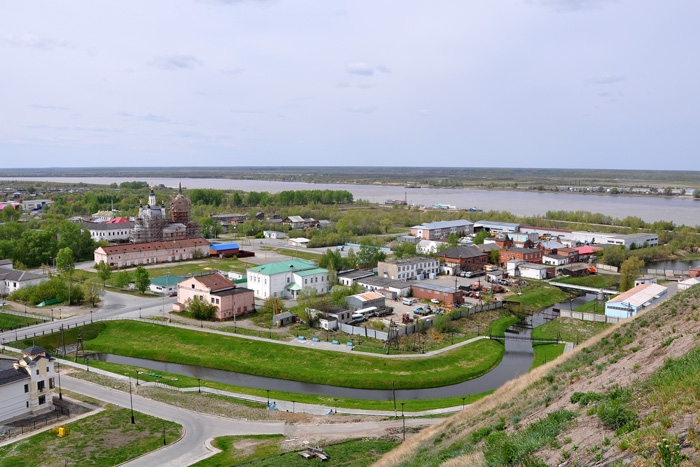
402;298;417;305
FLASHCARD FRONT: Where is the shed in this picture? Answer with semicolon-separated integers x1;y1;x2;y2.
274;312;296;327
209;242;240;258
345;291;386;311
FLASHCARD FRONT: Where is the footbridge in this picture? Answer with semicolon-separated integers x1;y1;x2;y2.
548;281;618;296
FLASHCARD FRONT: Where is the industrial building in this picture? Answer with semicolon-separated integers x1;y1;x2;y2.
605;283;668;319
410;220;474;240
376;256;440;281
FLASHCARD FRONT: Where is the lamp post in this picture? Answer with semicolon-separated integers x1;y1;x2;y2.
198;378;201;393
57;359;63;400
162;421;166;445
90;309;93;323
139;307;141;319
266;389;270;406
401;403;405;440
136;371;140;386
85;356;89;372
292;400;295;413
51;309;54;322
129;376;135;424
462;397;466;409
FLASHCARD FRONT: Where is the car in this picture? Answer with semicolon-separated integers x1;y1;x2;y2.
168;292;177;297
402;298;417;305
431;299;440;304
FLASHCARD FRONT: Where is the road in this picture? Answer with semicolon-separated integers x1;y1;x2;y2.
62;375;439;467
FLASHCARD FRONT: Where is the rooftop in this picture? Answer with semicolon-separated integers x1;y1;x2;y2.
0;269;46;282
337;269;374;279
97;238;209;255
412;282;458;293
197;273;236;291
608;283;668;307
150;275;186;287
441;245;488;259
356;276;411;289
209;242;240;251
294;267;329;277
248;259;321;276
411;219;473;230
352;292;385;301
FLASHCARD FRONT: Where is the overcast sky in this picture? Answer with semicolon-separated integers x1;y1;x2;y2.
2;1;699;170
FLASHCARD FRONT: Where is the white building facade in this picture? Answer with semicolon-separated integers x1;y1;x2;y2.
246;259;330;299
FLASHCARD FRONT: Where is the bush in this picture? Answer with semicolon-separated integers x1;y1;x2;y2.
570;391;604;406
596;400;638;432
185;296;217;321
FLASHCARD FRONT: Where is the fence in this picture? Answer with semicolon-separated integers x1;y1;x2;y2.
596;264;618;273
559;310;623;324
337;301;503;342
0;308;49;321
0;405;70;442
644;268;688;277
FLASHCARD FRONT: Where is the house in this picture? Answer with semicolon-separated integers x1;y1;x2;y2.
316;220;331;229
92;210;114;222
0;259;12;269
82;221;134;243
283;216;316;230
149;275;186;295
560;263;591;277
439;245;488;275
634;276;658;287
287;238;310;248
486;269;505;282
473;221;521;234
605;283;668;319
0;269;49;296
410;220;474;240
543;254;569;266
555;248;580;264
416;240;443;255
20;199;53;212
499;248;543;267
94;238;211;269
411;282;462;305
678;277;700;291
0;346;56;424
356;276;412;297
211;213;248;224
263;231;287;239
538;240;567;254
345;291;385;311
173;274;255;320
506;261;555;280
396;236;421;245
376;257;440;281
209;242;240;258
246;259;329;299
337;269;374;287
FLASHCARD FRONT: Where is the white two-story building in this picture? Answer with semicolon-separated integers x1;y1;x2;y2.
0;346;57;424
246;259;330;299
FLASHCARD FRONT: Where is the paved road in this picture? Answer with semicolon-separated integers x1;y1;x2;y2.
62;376;439;467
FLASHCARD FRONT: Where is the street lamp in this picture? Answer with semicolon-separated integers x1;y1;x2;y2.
136;371;141;386
90;309;93;323
128;376;135;424
56;359;63;400
266;389;270;406
401;403;406;440
198;378;201;393
462;397;466;409
292;400;295;413
162;421;166;445
51;309;54;322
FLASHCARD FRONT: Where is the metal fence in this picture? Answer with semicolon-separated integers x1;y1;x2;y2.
0;405;70;442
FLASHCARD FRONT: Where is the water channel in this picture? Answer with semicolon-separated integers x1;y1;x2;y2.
88;295;595;401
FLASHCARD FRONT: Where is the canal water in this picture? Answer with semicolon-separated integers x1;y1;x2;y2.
2;176;700;225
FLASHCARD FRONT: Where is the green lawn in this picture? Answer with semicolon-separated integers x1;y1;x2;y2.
0;312;47;330
530;344;566;371
552;274;619;289
14;320;505;391
265;247;321;262
80;357;493;412
193;436;399;467
0;406;181;467
573;299;605;314
505;281;568;311
486;316;519;338
531;318;612;344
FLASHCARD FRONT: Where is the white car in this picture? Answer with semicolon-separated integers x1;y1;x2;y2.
431;299;440;304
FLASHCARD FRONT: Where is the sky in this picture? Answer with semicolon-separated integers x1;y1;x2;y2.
2;0;699;170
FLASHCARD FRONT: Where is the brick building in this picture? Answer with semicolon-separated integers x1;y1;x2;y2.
173;274;255;320
498;248;543;267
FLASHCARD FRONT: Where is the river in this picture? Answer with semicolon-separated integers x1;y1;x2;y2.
3;176;699;226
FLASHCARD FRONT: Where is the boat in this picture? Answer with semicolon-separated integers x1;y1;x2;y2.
404;184;420;188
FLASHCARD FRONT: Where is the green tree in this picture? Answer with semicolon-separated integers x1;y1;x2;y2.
474;231;491;245
693;189;700;199
200;217;222;239
447;233;460;247
95;261;112;286
393;242;418;259
601;246;628;268
185;296;217;320
489;249;500;264
357;240;387;268
83;278;104;307
134;266;150;294
56;247;75;305
619;257;645;291
115;270;131;289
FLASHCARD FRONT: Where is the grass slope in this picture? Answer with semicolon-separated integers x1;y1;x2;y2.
552;274;619;289
15;320;506;390
531;318;612;344
505;281;568;311
0;312;46;330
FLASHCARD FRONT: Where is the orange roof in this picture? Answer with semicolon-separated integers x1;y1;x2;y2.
197;273;235;291
97;238;209;255
106;217;130;223
357;292;384;301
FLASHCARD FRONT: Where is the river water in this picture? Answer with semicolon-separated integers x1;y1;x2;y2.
2;176;700;226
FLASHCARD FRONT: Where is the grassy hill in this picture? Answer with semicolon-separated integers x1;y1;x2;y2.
376;285;700;466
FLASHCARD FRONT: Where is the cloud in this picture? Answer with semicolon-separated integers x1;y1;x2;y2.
0;34;73;51
357;84;373;90
418;109;430;117
149;55;203;71
142;113;172;123
220;68;245;75
27;104;69;111
527;0;617;11
588;74;625;84
346;63;391;76
230;109;266;114
347;105;377;114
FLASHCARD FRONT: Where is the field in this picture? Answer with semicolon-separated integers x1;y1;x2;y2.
552;274;619;289
531;318;612;344
13;320;506;390
0;312;46;330
192;436;399;467
504;281;568;311
0;406;181;467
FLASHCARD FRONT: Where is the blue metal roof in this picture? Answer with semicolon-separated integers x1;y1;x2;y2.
209;242;240;251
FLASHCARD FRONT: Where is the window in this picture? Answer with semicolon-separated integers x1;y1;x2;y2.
24;384;29;393
49;378;55;389
38;380;45;391
192;284;195;289
39;395;46;405
36;369;39;376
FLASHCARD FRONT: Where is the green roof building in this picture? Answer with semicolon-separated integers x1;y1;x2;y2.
246;259;330;300
149;275;186;295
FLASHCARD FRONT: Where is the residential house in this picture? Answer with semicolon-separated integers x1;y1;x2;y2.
376;257;440;281
605;283;668;319
439;245;488;275
506;261;555;280
173;273;255;320
410;220;474;240
246;259;329;299
337;269;374;287
416;240;442;255
0;346;56;424
149;275;186;295
0;270;49;296
283;216;316;230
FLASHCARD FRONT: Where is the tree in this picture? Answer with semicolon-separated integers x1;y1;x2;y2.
489;249;500;264
601;246;628;268
393;241;418;259
357;240;387;268
95;261;112;286
474;231;491;245
83;278;104;307
115;270;131;289
185;296;217;320
200;217;222;239
56;247;75;306
447;233;460;247
134;266;150;294
619;257;645;291
694;189;700;199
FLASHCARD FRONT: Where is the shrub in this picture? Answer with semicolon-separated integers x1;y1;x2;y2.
596;400;638;432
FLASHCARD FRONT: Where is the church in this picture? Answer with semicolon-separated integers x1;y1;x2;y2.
131;183;201;243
